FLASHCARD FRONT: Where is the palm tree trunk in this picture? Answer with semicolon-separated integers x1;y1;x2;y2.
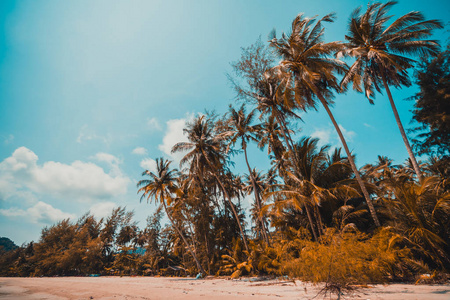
381;74;424;183
161;199;206;275
201;151;250;253
274;110;323;237
243;145;271;245
312;86;381;227
274;110;297;157
305;204;319;241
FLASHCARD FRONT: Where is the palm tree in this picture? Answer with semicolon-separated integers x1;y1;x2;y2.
267;137;358;240
269;13;381;226
137;158;205;274
243;168;272;244
172;115;250;253
228;39;300;164
221;105;270;244
339;1;443;183
381;176;450;269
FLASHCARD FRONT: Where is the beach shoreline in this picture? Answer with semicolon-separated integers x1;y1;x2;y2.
0;276;449;300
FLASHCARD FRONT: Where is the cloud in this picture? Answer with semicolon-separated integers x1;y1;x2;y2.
0;147;130;203
0;201;75;224
3;134;14;145
89;202;118;220
92;152;120;165
311;128;332;146
91;152;123;177
158;113;195;165
132;147;148;155
77;125;112;145
310;124;356;149
338;124;356;142
363;123;373;129
140;158;157;173
147;117;162;131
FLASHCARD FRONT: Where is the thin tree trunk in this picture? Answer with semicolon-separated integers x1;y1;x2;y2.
201;151;250;253
381;74;424;183
243;145;271;245
305;204;319;241
312;86;381;227
274;110;297;157
161;199;205;275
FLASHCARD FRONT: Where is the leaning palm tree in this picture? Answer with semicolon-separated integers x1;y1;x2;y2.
270;13;381;226
172;115;250;253
339;1;443;183
137;158;205;274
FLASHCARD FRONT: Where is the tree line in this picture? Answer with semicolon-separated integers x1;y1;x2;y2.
1;2;449;285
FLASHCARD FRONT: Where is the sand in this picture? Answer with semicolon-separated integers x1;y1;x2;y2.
0;276;448;300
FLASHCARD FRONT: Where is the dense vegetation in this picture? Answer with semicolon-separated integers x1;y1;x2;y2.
1;2;448;285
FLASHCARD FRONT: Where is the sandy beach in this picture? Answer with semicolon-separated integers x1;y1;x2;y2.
0;277;448;300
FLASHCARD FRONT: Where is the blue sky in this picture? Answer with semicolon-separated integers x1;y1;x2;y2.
1;0;449;245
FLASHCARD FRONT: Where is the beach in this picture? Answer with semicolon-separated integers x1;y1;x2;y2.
0;277;448;300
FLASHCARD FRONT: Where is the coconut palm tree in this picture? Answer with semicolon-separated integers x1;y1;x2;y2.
172;115;250;253
267;137;359;240
221;105;270;244
243;168;272;244
269;13;381;226
339;1;443;183
381;176;450;269
137;158;205;274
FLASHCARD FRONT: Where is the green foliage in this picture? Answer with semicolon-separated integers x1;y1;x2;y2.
411;46;450;157
0;237;18;252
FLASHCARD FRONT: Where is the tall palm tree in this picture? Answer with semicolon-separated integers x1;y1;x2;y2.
221;105;270;244
172;115;250;253
339;1;443;183
270;13;381;226
137;158;205;274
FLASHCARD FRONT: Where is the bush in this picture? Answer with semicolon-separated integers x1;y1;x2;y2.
282;228;427;285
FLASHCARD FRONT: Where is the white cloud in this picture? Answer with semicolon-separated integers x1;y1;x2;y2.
132;147;148;155
0;201;75;224
91;152;123;176
140;158;157;173
338;124;356;142
363;123;373;129
89;202;118;220
3;134;14;145
0;147;130;203
158;113;195;165
311;128;332;146
77;125;112;145
147;117;162;131
310;124;356;148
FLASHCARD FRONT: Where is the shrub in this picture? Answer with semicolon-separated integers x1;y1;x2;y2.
282;228;427;285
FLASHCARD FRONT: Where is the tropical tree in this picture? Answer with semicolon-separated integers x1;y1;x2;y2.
221;105;270;244
243;168;274;243
267;137;358;240
228;39;300;163
137;158;205;274
339;1;443;183
410;45;450;157
381;176;450;270
172;115;250;253
269;13;381;226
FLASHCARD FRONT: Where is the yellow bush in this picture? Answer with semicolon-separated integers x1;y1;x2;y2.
282;228;427;284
